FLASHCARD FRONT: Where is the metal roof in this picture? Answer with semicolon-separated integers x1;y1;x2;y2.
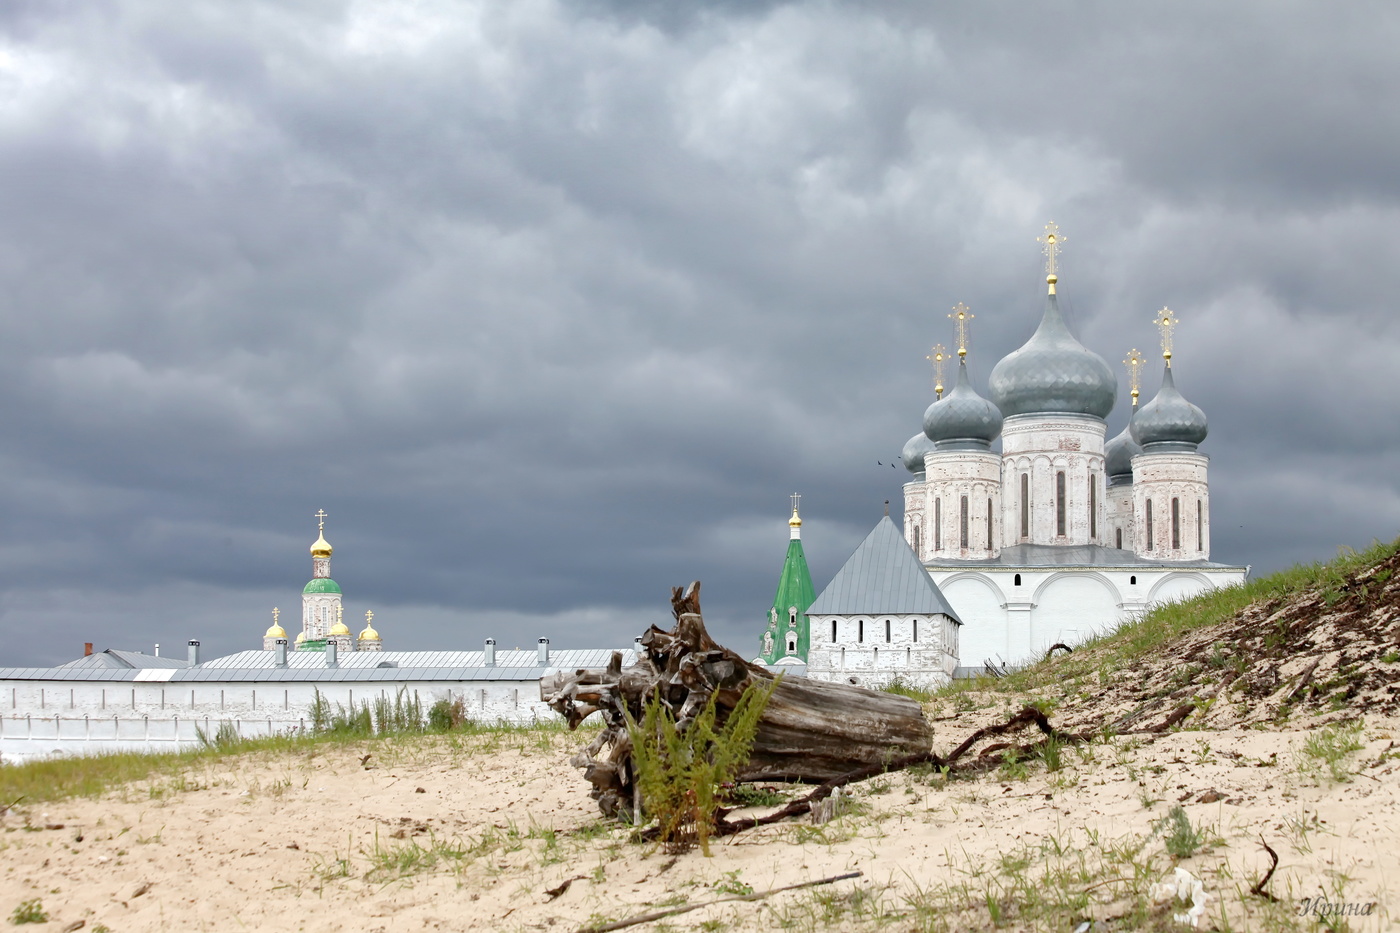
806;516;962;622
0;648;639;683
55;649;190;670
925;543;1246;571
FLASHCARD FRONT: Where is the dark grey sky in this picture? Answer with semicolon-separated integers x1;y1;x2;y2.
2;2;1397;665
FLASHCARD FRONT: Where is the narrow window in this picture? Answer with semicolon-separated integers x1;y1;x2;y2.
986;498;993;548
934;499;942;550
912;525;921;554
1171;497;1181;550
1020;474;1029;538
1056;471;1066;536
1089;475;1097;539
884;619;891;642
959;496;969;548
786;632;797;653
1115;528;1122;549
1197;500;1203;551
858;619;864;643
789;607;797;626
831;619;837;643
1014;573;1022;587
1146;500;1154;550
1130;574;1137;585
913;619;919;642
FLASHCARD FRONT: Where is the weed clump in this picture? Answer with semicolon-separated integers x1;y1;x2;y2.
9;899;46;924
627;678;777;856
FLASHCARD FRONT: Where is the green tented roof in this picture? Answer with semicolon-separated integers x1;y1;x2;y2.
771;538;816;618
303;578;342;595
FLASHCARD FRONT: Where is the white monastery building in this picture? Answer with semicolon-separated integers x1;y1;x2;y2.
897;225;1247;669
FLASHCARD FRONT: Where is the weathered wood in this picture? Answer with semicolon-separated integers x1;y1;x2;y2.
541;581;935;818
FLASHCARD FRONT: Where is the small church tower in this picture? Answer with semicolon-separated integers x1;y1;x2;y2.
757;494;816;665
299;509;344;649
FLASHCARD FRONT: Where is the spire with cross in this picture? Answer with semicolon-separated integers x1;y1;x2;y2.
1037;221;1066;294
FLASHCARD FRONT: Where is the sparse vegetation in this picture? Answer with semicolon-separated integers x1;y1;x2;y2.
1298;719;1366;782
8;899;46;925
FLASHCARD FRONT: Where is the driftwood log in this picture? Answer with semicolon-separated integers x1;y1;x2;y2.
540;581;934;819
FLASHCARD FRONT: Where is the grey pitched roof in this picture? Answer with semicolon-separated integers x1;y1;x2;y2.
55;649;190;670
925;543;1246;571
806;516;962;622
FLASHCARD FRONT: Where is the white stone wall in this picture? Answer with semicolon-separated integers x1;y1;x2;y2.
1000;415;1108;547
1105;483;1135;551
920;449;1002;560
0;678;558;761
931;565;1246;668
805;613;958;688
903;480;926;557
1132;452;1210;560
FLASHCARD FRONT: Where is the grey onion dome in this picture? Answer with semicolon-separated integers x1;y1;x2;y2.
902;430;936;474
988;292;1117;419
1130;364;1208;451
923;359;1003;450
1104;421;1142;487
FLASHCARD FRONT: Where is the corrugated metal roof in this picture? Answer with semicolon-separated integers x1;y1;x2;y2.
806;516;963;622
55;649;189;670
198;647;632;671
926;543;1247;570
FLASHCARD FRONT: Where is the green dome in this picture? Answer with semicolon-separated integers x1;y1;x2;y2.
303;578;342;595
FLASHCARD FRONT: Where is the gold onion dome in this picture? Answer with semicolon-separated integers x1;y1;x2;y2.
310;532;332;558
295;630;306;644
265;621;287;638
359;623;380;642
788;509;802;528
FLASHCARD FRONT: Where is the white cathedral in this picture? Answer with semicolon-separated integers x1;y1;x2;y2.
895;225;1247;671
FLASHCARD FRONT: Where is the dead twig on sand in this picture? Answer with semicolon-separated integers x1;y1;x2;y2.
1250;837;1280;902
574;871;863;933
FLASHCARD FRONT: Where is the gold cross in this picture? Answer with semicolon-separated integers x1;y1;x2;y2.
365;610;374;625
1154;307;1179;365
1037;222;1066;292
790;492;801;514
926;343;948;399
949;303;973;358
1122;348;1145;407
314;509;327;533
272;607;280;625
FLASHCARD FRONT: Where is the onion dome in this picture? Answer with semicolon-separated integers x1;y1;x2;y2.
310;531;332;559
359;623;380;643
295;630;306;645
1131;364;1207;451
923;359;1003;450
788;509;802;529
265;620;287;639
988;293;1116;419
1104;422;1142;487
902;431;936;474
329;619;351;637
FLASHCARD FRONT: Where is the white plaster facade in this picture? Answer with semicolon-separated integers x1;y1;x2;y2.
999;415;1109;547
907;449;1002;561
1132;452;1210;559
805;613;958;689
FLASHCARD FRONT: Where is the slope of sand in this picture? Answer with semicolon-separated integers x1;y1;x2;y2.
0;712;1395;932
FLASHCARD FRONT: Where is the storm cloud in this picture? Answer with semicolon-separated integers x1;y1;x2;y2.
0;1;1396;665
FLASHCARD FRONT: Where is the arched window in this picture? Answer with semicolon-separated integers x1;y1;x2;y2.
1115;528;1123;549
786;632;797;653
1197;499;1203;551
1014;573;1022;587
1146;500;1154;550
1130;575;1137;585
959;496;969;548
913;619;919;642
1171;497;1181;550
1089;475;1097;540
831;619;837;643
912;524;921;554
934;499;942;550
884;619;891;642
858;619;864;643
986;498;994;549
1020;473;1030;539
789;607;797;627
1056;471;1067;536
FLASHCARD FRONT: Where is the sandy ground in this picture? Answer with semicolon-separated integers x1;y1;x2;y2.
0;712;1396;933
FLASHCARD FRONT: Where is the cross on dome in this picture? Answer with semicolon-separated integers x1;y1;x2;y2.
1123;348;1146;407
1155;307;1179;365
926;344;948;399
1037;222;1066;293
950;303;973;358
315;509;327;533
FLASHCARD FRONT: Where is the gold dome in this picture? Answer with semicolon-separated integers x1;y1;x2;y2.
358;624;380;642
295;630;306;644
788;508;802;528
329;620;351;637
310;532;332;559
265;622;287;639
